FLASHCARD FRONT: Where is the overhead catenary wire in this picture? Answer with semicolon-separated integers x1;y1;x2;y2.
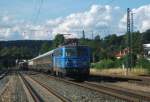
31;0;39;24
34;0;44;24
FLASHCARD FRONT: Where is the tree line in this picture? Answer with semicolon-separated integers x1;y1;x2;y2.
0;29;149;69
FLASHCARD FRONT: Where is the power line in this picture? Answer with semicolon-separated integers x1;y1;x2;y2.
31;0;38;23
34;0;44;24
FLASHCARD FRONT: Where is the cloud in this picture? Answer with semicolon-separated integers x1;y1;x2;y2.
0;5;121;40
46;5;121;39
119;4;150;33
0;4;150;40
2;16;10;22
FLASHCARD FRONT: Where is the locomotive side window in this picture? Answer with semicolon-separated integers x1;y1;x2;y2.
54;49;62;57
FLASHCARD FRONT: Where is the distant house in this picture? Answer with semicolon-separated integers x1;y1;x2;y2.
115;48;129;59
143;44;150;60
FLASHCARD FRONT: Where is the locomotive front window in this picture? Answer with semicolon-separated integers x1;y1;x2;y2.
77;47;88;56
65;48;77;56
65;47;89;57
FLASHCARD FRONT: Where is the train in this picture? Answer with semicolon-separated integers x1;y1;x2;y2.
19;44;91;80
18;61;28;70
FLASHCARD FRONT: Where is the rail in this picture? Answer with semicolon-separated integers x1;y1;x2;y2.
28;75;71;102
47;75;150;102
0;71;8;80
19;73;44;102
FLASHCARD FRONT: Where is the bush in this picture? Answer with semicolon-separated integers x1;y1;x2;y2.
136;58;150;69
121;53;137;68
91;59;122;69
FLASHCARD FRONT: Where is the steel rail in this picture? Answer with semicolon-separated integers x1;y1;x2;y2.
47;75;150;102
85;81;150;101
28;76;71;102
19;73;44;102
0;71;8;80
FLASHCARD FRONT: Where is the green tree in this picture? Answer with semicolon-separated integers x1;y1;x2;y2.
131;31;142;55
53;34;65;47
93;35;102;62
102;34;122;59
142;29;150;43
94;35;101;41
40;43;51;54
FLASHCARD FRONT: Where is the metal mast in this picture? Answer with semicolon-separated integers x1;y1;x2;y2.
127;8;131;74
130;11;134;69
82;30;85;39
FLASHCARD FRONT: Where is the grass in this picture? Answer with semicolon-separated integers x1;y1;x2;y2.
90;68;149;76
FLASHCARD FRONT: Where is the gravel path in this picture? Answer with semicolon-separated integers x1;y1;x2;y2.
30;73;127;102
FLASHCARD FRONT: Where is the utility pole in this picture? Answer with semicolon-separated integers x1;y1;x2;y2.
127;8;131;74
82;30;85;39
92;31;94;40
130;11;134;69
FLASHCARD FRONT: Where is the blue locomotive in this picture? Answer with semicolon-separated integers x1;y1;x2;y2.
28;45;91;80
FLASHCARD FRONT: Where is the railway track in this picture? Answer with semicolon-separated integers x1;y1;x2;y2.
84;81;150;101
19;73;44;102
19;73;71;102
128;80;150;86
0;79;10;97
0;71;9;97
45;75;150;102
0;71;8;80
90;74;150;83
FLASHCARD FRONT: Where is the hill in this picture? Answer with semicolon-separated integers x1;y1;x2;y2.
0;40;52;68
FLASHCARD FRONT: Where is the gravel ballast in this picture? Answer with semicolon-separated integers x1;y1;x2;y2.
30;73;127;102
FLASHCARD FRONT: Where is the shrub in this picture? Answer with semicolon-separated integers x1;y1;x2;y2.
91;59;122;69
114;59;122;68
136;58;150;69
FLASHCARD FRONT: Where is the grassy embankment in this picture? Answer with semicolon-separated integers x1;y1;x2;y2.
90;58;150;76
90;68;149;76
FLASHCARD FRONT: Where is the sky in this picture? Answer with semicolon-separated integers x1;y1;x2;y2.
0;0;150;40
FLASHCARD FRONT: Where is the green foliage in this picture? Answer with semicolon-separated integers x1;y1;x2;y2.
91;59;122;69
114;59;123;68
52;34;65;47
143;29;150;43
40;42;51;54
0;40;51;68
131;32;142;54
0;29;149;69
94;35;101;41
102;34;126;59
121;53;137;68
136;58;150;69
